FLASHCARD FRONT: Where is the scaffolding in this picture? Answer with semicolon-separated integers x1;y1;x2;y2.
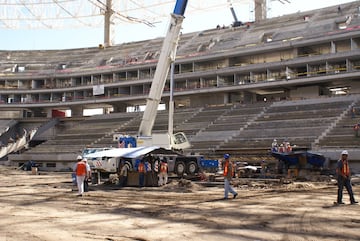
0;0;289;46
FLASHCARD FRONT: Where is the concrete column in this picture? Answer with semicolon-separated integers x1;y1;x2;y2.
224;92;230;104
254;0;267;22
104;0;113;47
45;108;52;118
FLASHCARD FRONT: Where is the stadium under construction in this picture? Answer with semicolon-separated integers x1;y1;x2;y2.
0;1;360;172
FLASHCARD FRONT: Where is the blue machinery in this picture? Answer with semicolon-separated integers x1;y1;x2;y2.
174;0;188;15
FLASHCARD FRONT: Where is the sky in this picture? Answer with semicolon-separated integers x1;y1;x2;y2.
0;0;356;50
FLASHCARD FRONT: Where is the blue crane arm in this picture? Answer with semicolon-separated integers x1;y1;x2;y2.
173;0;188;16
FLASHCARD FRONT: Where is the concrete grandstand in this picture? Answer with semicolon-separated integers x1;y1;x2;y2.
1;1;360;171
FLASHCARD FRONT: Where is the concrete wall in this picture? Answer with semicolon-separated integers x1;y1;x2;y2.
190;93;228;107
0;111;22;118
350;81;360;94
290;86;319;99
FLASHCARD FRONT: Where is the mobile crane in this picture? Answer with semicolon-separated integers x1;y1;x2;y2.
136;0;190;150
87;0;207;179
112;0;190;150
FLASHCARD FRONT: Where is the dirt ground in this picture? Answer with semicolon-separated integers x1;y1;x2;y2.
0;166;359;241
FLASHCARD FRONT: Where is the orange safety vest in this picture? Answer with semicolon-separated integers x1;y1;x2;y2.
160;163;167;173
223;161;234;177
76;161;86;176
286;146;292;152
341;160;350;177
224;161;229;176
138;163;145;173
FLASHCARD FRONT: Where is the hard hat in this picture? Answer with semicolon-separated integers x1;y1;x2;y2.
341;150;348;155
77;155;82;160
83;158;88;162
224;154;230;159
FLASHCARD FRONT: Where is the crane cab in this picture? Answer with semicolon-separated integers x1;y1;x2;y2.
171;132;190;150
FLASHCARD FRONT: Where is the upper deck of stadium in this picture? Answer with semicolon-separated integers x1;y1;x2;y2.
0;1;359;119
0;1;359;73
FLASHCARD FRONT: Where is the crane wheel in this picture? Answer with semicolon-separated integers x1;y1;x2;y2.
175;161;186;177
186;161;198;175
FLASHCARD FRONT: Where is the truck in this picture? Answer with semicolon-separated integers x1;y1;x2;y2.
85;146;219;180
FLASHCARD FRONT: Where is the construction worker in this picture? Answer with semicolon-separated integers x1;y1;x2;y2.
353;123;360;137
118;160;128;187
73;155;87;196
144;156;154;186
260;160;267;178
336;150;358;205
153;157;160;186
285;141;292;152
223;154;238;200
83;158;91;192
271;139;278;152
158;157;168;186
278;144;285;153
138;159;146;187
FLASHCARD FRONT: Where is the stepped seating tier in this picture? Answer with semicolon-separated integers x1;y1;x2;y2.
7;95;360;160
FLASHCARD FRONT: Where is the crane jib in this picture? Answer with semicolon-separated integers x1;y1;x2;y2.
173;0;188;16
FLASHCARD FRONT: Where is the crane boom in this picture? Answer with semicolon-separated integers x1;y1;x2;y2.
227;0;242;27
228;0;239;23
138;0;187;138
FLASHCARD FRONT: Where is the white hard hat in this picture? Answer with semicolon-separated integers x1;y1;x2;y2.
83;158;88;162
341;150;348;155
77;155;82;160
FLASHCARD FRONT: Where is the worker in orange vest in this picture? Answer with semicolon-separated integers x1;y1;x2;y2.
336;150;358;205
158;158;168;186
83;158;91;192
138;159;146;187
278;144;285;153
223;154;238;200
73;155;87;196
